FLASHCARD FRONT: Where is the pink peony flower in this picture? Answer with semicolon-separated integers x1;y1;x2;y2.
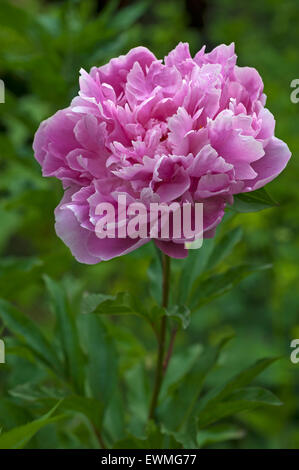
33;43;291;263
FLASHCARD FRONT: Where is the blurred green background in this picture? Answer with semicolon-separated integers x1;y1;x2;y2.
0;0;298;449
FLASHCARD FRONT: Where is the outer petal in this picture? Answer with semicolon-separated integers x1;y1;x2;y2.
55;187;149;263
87;235;147;262
154;239;188;259
55;187;101;264
201;196;226;233
234;65;264;107
244;137;291;190
33;109;78;165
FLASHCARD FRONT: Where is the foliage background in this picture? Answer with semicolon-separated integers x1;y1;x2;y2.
0;0;298;449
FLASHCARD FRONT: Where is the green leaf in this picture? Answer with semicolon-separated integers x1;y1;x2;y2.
208;227;243;269
113;422;180;450
165;304;191;329
0;398;32;432
147;254;162;305
229;188;278;213
124;363;150;439
9;383;66;402
106;322;146;372
45;396;104;431
196;357;280;415
217;357;280;399
160;344;202;401
195;357;281;430
0;256;42;275
44;276;85;394
0;256;43;297
197;424;245;448
197;387;282;428
80;314;118;407
158;336;232;435
150;304;191;331
82;291;153;327
0;1;35;35
189;264;271;311
9;384;104;432
82;292;134;315
176;226;242;306
103;389;126;445
111;1;148;30
0;402;65;449
176;238;215;305
0;298;63;375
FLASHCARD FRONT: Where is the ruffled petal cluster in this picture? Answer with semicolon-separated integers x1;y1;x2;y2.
33;43;291;262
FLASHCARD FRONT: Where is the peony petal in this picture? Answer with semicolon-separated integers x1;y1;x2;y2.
55;188;101;264
97;46;156;96
245;137;291;190
154;239;188;259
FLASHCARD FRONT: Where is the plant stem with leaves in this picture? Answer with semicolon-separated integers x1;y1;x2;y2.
148;254;171;420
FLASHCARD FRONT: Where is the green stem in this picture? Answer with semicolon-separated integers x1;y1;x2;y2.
93;424;106;449
148;254;170;420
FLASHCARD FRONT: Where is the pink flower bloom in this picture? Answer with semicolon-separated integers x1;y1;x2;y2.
33;43;291;263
